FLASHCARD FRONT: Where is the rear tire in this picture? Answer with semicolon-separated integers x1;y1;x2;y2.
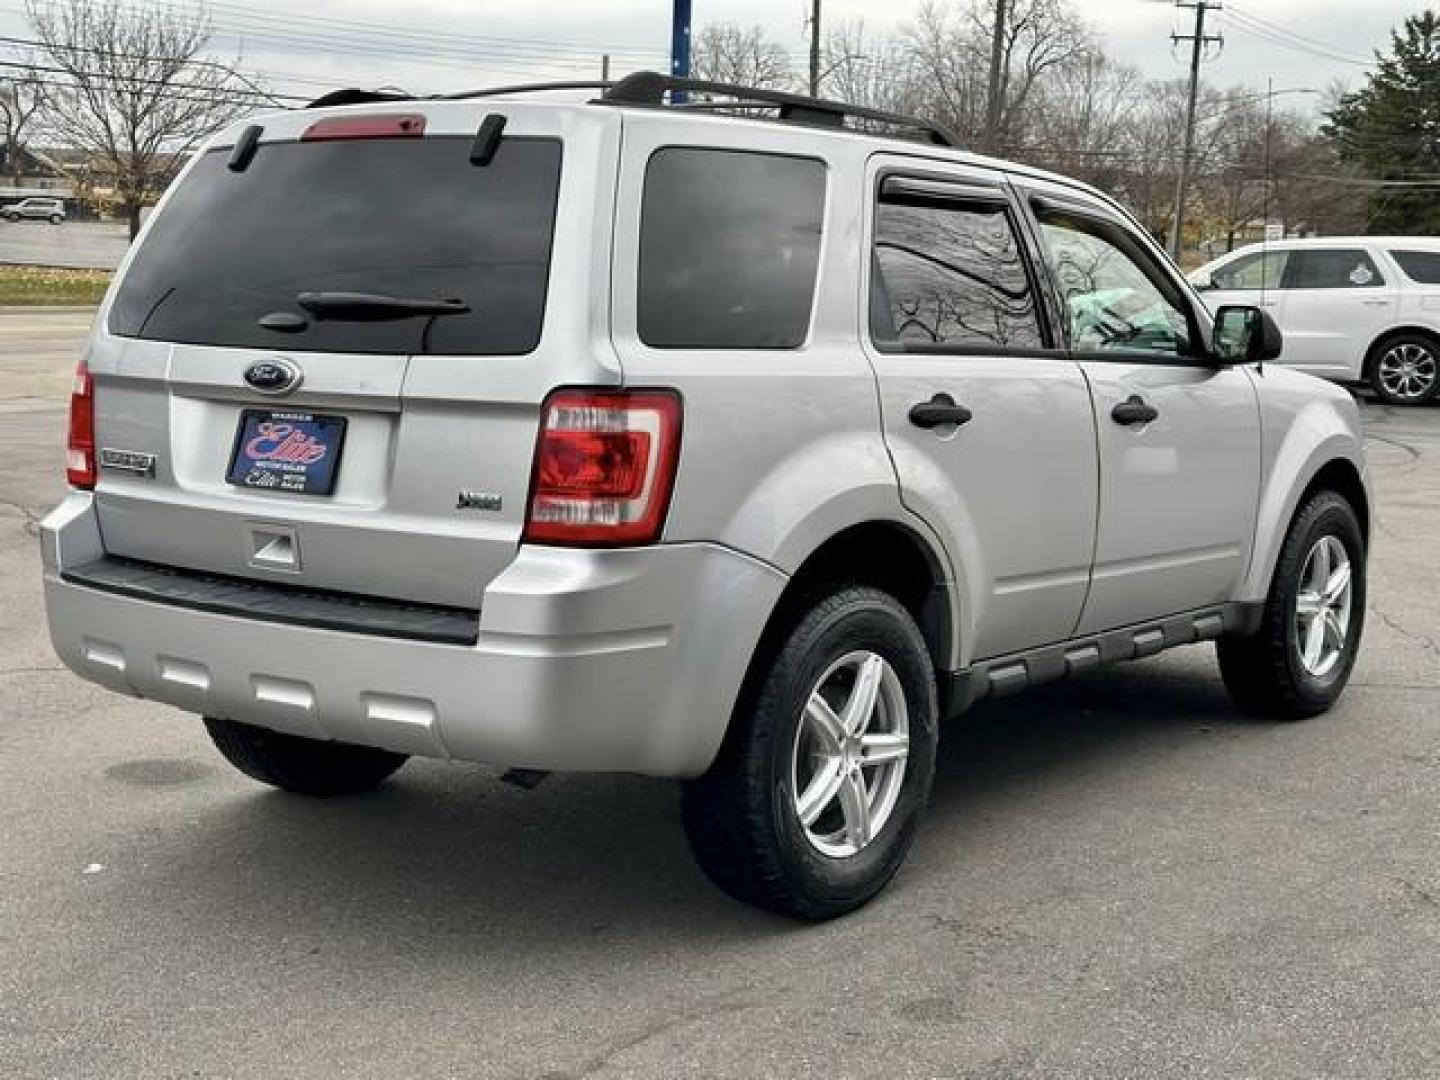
1217;490;1365;719
682;586;938;920
1369;332;1439;406
204;717;407;795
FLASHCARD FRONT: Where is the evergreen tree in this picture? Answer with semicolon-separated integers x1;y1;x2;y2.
1326;11;1440;233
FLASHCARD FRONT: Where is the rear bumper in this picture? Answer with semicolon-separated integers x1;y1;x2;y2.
41;493;786;778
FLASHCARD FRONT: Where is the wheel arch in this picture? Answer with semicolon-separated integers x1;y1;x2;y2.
1241;429;1371;604
745;519;959;706
1361;324;1440;380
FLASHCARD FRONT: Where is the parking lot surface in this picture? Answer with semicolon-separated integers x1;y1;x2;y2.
0;221;129;270
2;308;1437;1079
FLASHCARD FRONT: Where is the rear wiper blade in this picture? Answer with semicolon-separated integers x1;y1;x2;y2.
295;291;471;321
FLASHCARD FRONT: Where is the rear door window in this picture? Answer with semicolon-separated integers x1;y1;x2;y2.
1283;249;1385;289
638;148;825;349
871;185;1044;351
109;135;562;355
1389;249;1440;285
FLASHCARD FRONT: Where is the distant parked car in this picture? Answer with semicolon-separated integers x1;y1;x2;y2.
2;197;65;224
1192;237;1440;406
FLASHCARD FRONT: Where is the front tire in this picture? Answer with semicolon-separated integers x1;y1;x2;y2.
204;717;408;795
1217;490;1365;719
1370;333;1439;406
682;586;938;920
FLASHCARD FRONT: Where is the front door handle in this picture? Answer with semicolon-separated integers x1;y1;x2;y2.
1111;394;1159;426
909;392;973;429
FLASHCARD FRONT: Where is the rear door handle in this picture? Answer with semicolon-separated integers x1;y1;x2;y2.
908;392;973;429
1111;395;1159;426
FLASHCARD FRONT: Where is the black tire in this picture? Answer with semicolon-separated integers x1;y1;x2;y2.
3;213;15;222
1217;490;1365;719
204;716;407;795
1369;332;1439;406
682;586;939;920
48;214;62;224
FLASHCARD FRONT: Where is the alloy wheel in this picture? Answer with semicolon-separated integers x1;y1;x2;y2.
791;650;910;858
1377;342;1437;401
1294;535;1353;679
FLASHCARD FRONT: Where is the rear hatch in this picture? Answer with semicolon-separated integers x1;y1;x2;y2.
87;101;620;610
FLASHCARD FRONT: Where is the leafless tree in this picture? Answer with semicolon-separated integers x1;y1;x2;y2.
0;69;46;185
26;0;264;237
691;23;794;91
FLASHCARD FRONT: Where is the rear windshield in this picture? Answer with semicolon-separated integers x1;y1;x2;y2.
109;135;562;355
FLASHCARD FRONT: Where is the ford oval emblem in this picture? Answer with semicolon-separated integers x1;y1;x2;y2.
244;358;302;395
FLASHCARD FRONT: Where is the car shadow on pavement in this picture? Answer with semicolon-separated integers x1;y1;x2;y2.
120;655;1252;950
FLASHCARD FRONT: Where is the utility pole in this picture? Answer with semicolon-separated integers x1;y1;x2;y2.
983;0;1009;154
601;54;610;83
808;0;822;96
1169;0;1223;259
671;0;692;102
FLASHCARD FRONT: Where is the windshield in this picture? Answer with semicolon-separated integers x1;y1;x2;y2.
109;134;562;355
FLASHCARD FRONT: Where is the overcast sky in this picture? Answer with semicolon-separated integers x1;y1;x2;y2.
4;0;1425;110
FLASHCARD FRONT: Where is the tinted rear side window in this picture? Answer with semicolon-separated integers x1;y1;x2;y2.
109;136;562;355
639;149;825;349
1390;249;1440;284
1283;249;1384;289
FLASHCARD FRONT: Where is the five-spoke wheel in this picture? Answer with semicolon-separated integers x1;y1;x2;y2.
683;586;938;920
792;651;910;857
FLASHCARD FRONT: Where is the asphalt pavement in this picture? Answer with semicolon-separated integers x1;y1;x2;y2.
1;308;1437;1079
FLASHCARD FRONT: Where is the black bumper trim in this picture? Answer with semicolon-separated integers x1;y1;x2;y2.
61;555;481;646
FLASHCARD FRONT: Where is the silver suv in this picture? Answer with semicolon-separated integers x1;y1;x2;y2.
3;196;65;223
42;74;1370;919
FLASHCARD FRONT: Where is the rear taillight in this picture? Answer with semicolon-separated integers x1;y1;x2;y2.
524;389;682;547
66;362;95;489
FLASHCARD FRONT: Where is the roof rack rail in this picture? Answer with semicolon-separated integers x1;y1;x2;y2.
439;80;613;101
600;71;960;148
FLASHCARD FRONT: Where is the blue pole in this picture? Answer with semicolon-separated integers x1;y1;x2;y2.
671;0;692;102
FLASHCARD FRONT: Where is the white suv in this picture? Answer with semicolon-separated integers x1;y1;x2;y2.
1193;237;1440;405
41;74;1370;919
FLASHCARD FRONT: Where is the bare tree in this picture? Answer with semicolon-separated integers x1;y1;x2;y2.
691;23;794;90
26;0;262;238
0;69;47;186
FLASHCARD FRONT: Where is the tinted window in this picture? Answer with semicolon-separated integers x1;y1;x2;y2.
1390;249;1440;285
871;193;1043;350
1212;249;1288;290
110;136;562;355
1036;209;1192;357
1284;249;1384;289
639;149;824;349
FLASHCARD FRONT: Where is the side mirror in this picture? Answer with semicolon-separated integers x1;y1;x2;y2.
1213;304;1282;366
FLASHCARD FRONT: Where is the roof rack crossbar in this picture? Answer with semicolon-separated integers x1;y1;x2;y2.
601;71;960;148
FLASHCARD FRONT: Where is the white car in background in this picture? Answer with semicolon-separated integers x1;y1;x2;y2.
1192;237;1440;406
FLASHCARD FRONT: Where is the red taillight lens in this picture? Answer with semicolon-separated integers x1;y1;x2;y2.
66;363;96;489
301;113;426;141
524;389;682;547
